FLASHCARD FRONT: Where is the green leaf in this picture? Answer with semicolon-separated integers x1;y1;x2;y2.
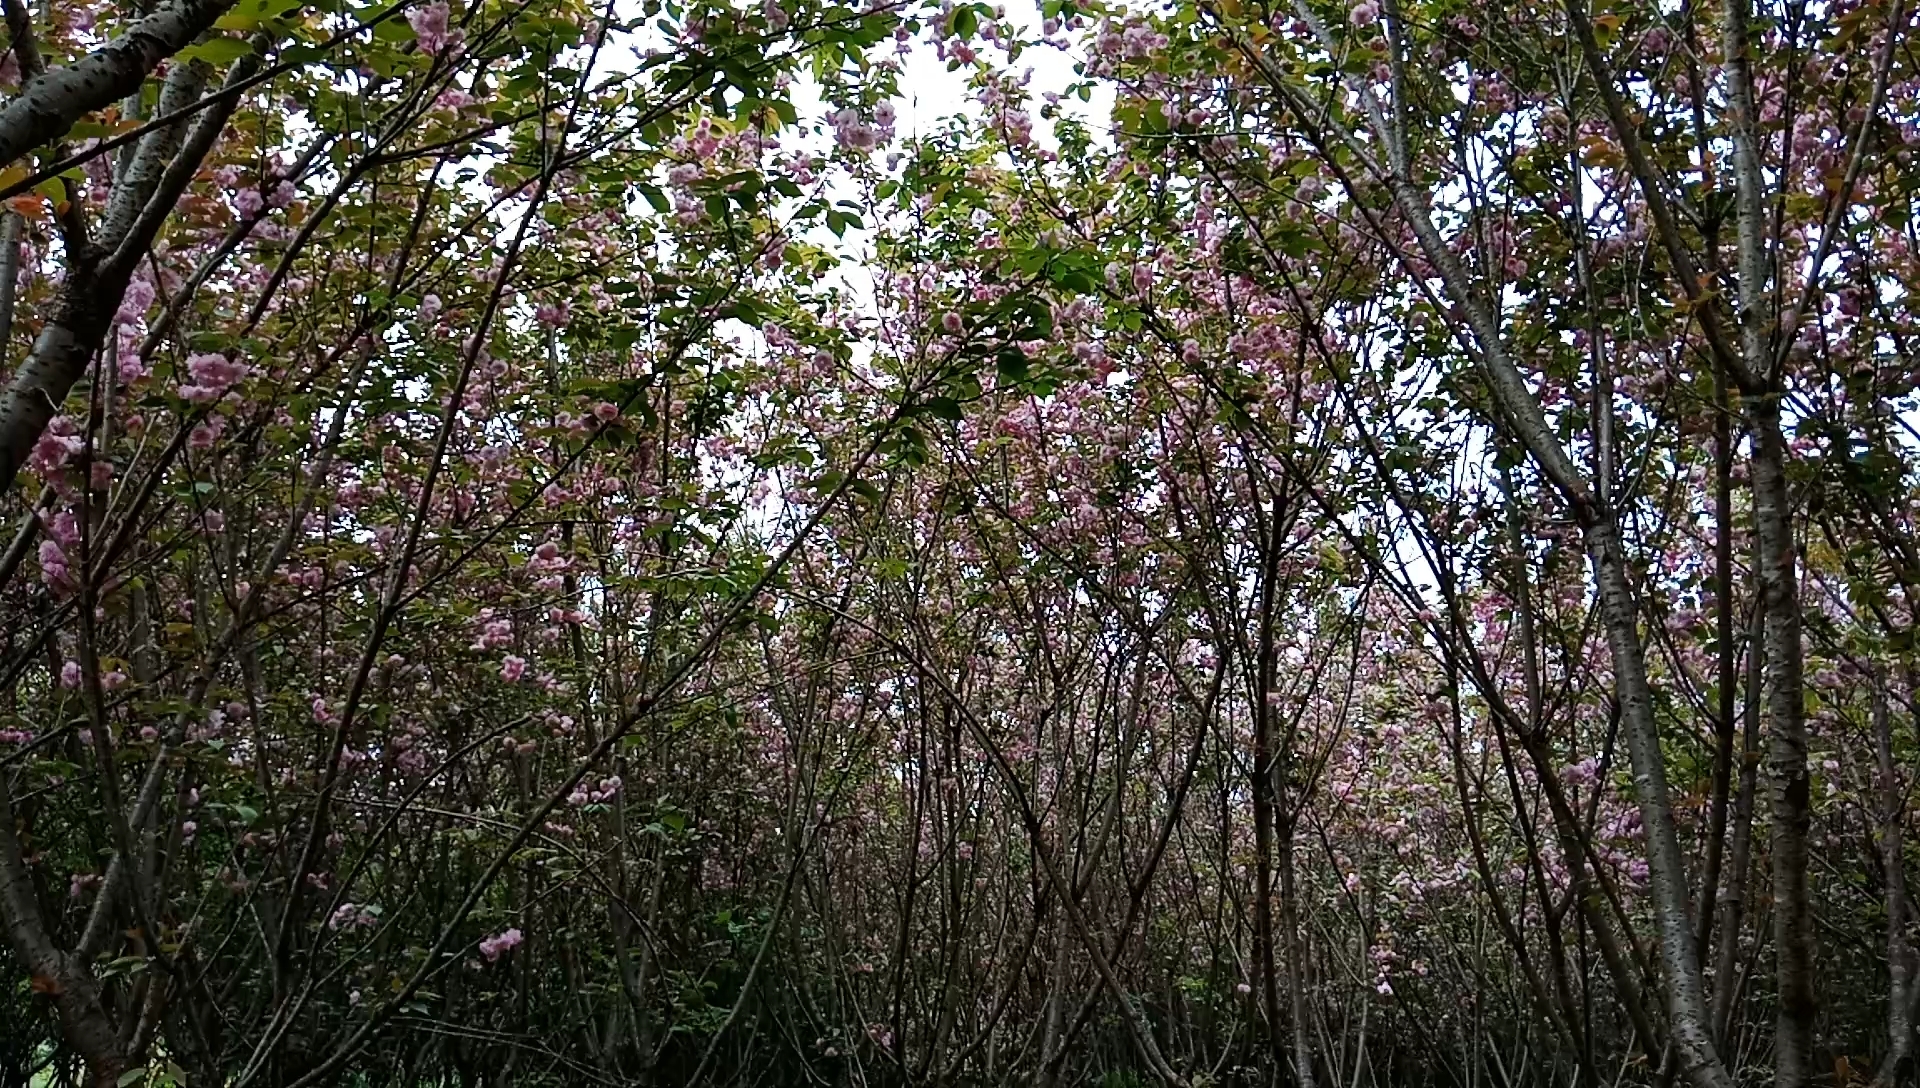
378;12;420;40
1008;294;1053;339
636;183;670;214
996;346;1030;383
178;36;256;67
922;396;964;421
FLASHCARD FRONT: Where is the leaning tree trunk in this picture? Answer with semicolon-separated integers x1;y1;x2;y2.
0;43;254;1086
0;0;235;173
0;17;252;500
1164;5;1738;1082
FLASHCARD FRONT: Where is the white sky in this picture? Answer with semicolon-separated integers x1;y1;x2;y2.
887;0;1116;144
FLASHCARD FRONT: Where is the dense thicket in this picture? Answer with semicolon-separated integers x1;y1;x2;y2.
0;0;1915;1084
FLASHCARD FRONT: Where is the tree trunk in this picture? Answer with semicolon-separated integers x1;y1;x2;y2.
1253;515;1286;1080
0;46;253;500
1277;813;1316;1088
1747;395;1818;1085
1586;517;1732;1088
1711;597;1765;1046
1871;670;1915;1088
1695;363;1739;957
0;273;120;494
0;0;236;172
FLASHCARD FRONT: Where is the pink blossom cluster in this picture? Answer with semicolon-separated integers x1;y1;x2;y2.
233;178;297;220
407;0;463;56
187;416;227;452
328;903;380;930
177;352;250;403
36;510;80;597
28;416;85;481
566;775;621;806
471;612;514;651
830;103;895;152
1088;17;1168;73
1560;756;1603;787
478;927;523;961
533;300;569;328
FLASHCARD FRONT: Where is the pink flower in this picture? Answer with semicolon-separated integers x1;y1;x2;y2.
1002;109;1033;145
408;0;463;55
32;543;77;594
187;418;225;452
831;108;879;151
117;277;156;324
479;927;523;961
329;902;379;930
178;352;249;403
34;541;63;583
501;655;527;682
1561;757;1602;787
28;416;84;478
59;660;81;688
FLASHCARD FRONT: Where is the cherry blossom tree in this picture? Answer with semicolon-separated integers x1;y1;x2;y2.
0;0;1917;1082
